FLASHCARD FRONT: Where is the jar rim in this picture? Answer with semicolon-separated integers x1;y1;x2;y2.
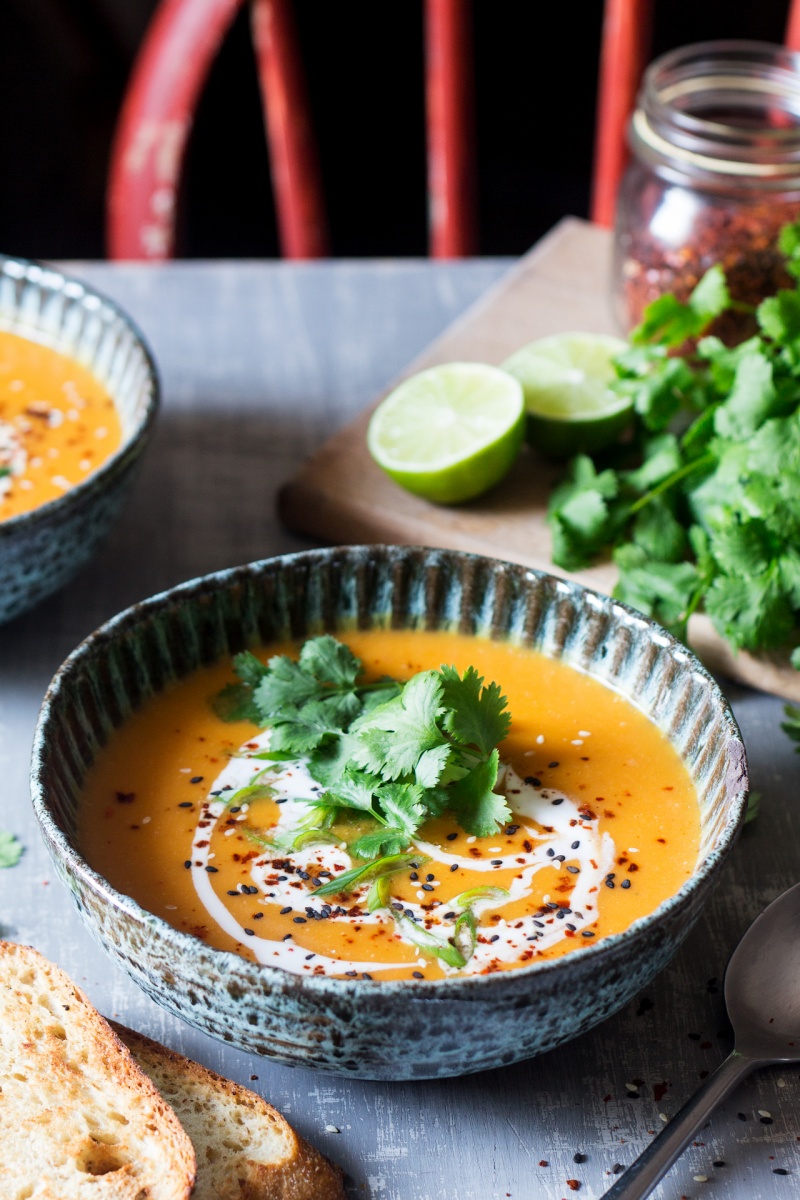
632;39;800;185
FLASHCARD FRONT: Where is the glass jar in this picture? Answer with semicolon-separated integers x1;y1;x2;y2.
614;40;800;342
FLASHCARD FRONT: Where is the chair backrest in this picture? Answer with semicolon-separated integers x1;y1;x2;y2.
107;0;477;260
591;0;800;228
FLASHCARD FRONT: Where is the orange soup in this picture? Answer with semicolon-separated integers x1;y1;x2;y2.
0;329;122;520
79;630;701;982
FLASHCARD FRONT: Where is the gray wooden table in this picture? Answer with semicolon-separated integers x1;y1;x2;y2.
1;258;798;1200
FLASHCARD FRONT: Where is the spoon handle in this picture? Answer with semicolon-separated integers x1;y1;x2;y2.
602;1051;756;1200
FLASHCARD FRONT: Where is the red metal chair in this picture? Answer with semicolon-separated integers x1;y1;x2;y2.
591;0;800;228
107;0;476;260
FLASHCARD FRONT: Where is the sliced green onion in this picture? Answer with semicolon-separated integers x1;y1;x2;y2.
453;886;511;909
394;915;467;969
292;829;341;851
221;783;275;808
452;910;477;962
367;874;391;912
313;851;428;898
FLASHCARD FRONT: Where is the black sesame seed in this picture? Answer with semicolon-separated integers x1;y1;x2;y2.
605;878;615;888
551;797;564;806
277;875;288;882
345;970;358;977
229;806;241;813
556;910;565;919
555;854;565;862
412;971;424;979
422;883;434;892
244;928;255;936
774;1168;790;1174
183;860;191;869
567;865;580;874
571;840;580;849
548;761;559;768
297;870;310;880
253;912;264;920
491;859;503;866
612;1164;624;1174
190;776;203;784
573;1152;586;1164
205;865;218;873
178;801;193;808
444;911;456;919
362;972;372;980
282;933;292;941
547;848;555;857
275;798;287;804
713;1161;726;1168
293;917;307;924
581;931;595;938
621;879;632;889
409;872;419;881
490;934;500;942
533;920;544;928
305;953;315;961
450;863;459;872
566;923;576;931
446;832;458;841
761;1116;774;1124
505;825;519;835
737;1112;747;1121
426;873;435;881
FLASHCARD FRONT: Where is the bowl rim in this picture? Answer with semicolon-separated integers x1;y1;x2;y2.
0;252;160;541
30;544;750;999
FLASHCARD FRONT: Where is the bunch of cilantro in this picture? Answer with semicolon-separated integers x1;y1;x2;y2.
548;219;800;664
214;634;512;869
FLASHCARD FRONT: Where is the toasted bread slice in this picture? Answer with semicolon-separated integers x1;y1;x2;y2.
0;941;196;1200
112;1024;346;1200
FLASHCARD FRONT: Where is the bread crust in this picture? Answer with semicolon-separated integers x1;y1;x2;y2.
112;1024;347;1200
0;941;196;1200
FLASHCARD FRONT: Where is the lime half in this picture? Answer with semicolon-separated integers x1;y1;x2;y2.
502;332;632;458
367;362;525;504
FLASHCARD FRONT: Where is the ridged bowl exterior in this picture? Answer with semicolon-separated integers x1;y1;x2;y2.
31;545;749;1080
0;256;158;623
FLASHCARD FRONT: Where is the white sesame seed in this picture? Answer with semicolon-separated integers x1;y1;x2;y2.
693;1175;708;1183
95;426;108;438
51;475;71;490
224;828;236;836
758;1109;771;1118
536;735;545;744
416;890;426;900
141;816;151;825
179;768;192;773
578;730;591;738
659;1113;668;1123
467;836;476;844
571;739;583;745
325;1125;340;1134
778;1078;787;1088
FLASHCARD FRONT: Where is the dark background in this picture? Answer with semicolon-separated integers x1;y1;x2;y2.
0;0;794;261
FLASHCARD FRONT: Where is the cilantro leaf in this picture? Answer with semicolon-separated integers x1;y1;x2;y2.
632;265;729;348
211;683;262;724
438;665;511;756
0;831;22;868
548;455;621;570
232;650;269;688
447;750;510;837
352;671;448;782
299;634;361;687
782;703;800;747
375;782;426;837
350;827;410;860
254;656;322;717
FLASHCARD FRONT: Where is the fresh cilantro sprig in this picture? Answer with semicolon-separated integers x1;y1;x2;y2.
547;222;800;661
213;636;513;876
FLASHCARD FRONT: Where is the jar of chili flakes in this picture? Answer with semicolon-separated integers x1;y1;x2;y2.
615;40;800;343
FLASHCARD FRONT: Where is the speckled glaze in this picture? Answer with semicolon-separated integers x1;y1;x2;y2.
31;546;748;1080
0;256;158;624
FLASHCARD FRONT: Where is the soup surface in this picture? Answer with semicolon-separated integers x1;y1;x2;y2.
79;630;701;981
0;330;122;520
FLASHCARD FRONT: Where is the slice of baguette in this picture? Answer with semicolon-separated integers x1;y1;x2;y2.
0;941;196;1200
112;1024;347;1200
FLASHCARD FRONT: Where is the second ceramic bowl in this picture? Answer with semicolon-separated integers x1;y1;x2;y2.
0;256;158;624
31;545;748;1080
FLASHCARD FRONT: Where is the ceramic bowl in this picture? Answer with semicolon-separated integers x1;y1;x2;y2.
0;255;158;624
31;545;748;1081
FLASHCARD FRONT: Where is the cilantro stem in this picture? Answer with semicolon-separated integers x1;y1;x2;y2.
628;452;716;514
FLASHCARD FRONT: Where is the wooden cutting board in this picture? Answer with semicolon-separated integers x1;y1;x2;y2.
279;217;800;702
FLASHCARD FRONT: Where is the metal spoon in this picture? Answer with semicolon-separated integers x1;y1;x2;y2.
603;882;800;1200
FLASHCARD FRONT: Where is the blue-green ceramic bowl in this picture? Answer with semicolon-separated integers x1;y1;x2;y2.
30;545;748;1080
0;256;158;624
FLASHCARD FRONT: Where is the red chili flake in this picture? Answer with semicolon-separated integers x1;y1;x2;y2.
653;1081;669;1102
603;1094;612;1103
578;806;596;821
566;1180;581;1191
619;198;800;344
628;863;639;873
538;1160;549;1167
115;791;135;804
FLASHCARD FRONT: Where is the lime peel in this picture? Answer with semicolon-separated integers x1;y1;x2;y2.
367;362;525;504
